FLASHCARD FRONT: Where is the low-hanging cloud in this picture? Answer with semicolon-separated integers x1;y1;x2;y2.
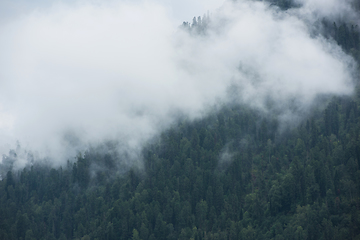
0;0;356;168
294;0;359;21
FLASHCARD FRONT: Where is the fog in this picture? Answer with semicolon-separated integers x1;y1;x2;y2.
0;0;357;168
294;0;359;21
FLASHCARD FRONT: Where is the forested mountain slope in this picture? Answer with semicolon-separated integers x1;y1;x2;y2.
1;2;360;240
1;94;360;240
0;94;360;239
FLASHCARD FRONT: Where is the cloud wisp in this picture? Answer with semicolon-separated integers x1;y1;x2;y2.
0;0;356;168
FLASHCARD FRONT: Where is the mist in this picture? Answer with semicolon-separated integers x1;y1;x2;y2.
0;0;357;169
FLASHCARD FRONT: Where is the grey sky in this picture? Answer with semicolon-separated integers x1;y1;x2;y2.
0;0;224;25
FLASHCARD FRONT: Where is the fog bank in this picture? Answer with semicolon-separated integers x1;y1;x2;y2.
0;0;356;168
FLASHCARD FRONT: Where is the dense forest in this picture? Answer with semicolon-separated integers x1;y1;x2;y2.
1;1;360;240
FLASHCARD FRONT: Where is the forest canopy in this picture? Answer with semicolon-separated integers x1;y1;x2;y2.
1;0;360;239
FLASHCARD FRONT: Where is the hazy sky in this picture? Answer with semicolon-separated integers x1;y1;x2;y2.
0;0;225;24
0;0;357;168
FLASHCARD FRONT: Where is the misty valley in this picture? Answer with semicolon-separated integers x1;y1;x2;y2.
1;0;360;239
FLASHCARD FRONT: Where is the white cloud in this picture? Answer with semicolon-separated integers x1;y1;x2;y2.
294;0;359;23
0;0;356;167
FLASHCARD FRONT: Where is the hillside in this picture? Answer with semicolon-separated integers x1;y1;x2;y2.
1;0;360;240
